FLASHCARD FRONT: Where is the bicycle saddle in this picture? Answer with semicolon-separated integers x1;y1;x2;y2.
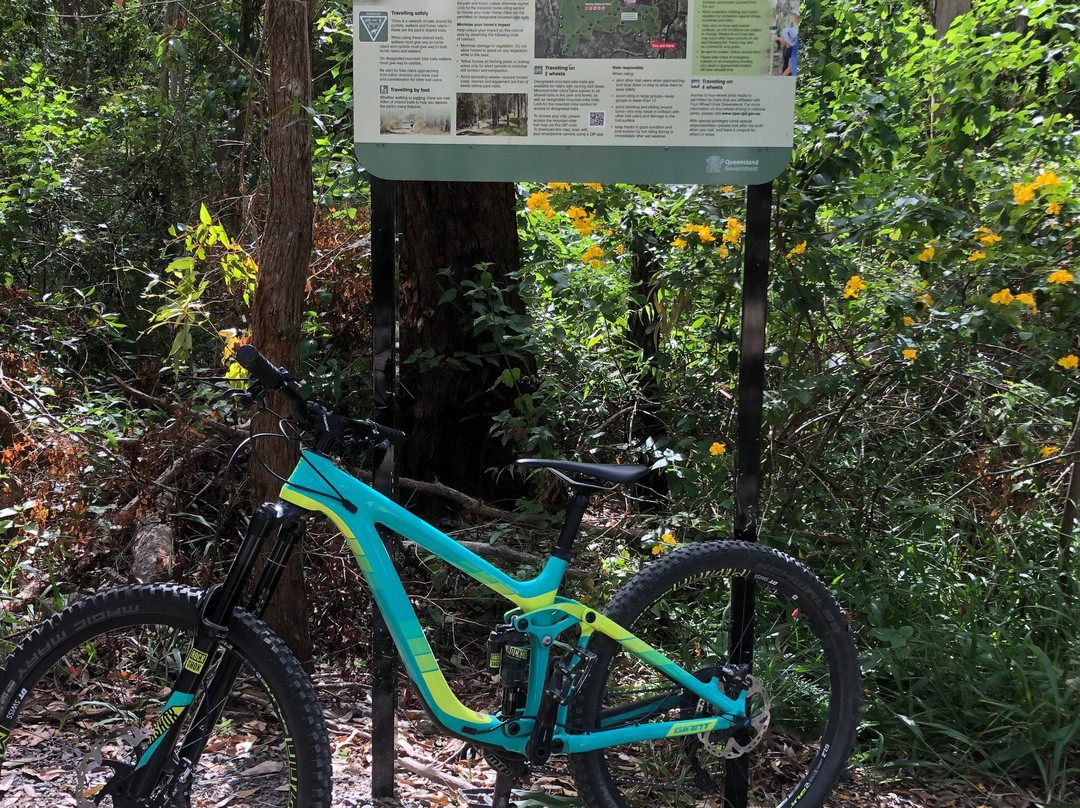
517;458;650;487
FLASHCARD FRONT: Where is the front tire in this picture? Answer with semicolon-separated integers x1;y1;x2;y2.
570;541;860;808
0;584;332;808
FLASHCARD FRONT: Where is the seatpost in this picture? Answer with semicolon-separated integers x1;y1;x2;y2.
553;490;592;560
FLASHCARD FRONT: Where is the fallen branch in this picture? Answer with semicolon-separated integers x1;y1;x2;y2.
399;476;533;524
398;475;647;544
455;541;591;579
131;491;176;582
109;374;246;440
397;756;474;792
114;435;224;530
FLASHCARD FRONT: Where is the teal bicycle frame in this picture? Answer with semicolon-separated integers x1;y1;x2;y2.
279;450;747;756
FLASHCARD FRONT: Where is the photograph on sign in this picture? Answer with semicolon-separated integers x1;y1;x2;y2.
354;0;803;182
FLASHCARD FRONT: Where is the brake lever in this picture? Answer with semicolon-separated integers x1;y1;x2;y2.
221;381;268;409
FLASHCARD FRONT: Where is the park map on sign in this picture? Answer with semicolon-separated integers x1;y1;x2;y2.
534;0;687;59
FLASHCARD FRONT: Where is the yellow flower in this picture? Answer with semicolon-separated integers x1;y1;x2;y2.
1041;446;1061;458
661;532;676;544
968;251;986;262
527;191;554;217
583;182;603;190
990;288;1014;305
903;348;918;361
718;245;730;258
1034;171;1062;188
526;191;550;210
572;215;598;236
723;217;743;244
566;205;588;220
1048;269;1074;284
1047;202;1062;215
696;226;715;243
709;442;726;456
903;316;916;326
719;185;735;193
976;227;1002;246
581;245;605;264
843;275;867;299
787;241;807;258
546;182;571;191
651;545;662;555
1014;292;1037;311
1058;354;1079;369
672;237;689;250
1013;182;1035;206
917;246;936;262
615;243;626;256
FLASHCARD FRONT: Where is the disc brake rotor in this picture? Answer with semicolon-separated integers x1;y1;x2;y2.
699;675;771;759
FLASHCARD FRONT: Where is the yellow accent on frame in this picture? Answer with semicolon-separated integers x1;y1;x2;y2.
279;487;358;541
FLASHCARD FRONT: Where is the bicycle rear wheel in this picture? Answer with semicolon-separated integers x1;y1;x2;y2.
570;541;860;808
0;584;331;808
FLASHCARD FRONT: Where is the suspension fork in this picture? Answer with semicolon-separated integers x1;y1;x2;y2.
122;501;306;799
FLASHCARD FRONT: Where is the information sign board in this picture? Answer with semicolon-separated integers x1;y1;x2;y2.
354;0;800;183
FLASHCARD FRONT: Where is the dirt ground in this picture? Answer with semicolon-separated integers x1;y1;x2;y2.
316;677;1050;808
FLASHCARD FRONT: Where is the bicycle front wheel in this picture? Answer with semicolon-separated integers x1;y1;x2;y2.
570;541;860;808
0;584;331;808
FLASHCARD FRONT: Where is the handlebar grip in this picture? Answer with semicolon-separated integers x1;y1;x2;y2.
235;344;311;424
374;423;407;447
235;344;285;389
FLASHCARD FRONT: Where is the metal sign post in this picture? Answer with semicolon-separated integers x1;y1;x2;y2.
724;181;772;808
369;174;399;800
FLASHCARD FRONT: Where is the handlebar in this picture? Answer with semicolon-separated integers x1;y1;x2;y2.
234;344;406;451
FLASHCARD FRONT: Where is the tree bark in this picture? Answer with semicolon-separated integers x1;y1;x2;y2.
250;0;315;664
624;212;667;500
933;0;971;37
396;181;528;502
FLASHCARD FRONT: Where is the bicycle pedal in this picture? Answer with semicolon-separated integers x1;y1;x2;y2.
547;647;597;704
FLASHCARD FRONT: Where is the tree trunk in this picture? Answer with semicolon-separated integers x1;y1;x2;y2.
250;0;314;665
624;215;667;501
396;181;528;502
933;0;970;37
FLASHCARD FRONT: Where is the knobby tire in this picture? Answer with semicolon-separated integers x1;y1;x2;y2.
569;541;861;808
0;584;331;808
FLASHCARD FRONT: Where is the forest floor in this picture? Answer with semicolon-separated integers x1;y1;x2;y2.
314;675;1043;808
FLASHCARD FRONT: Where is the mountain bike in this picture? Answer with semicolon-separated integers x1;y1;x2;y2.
0;345;860;808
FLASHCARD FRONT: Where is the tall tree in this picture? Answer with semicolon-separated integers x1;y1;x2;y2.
250;0;315;662
396;181;529;501
933;0;971;37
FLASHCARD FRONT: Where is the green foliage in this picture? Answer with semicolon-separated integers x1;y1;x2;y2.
140;205;257;369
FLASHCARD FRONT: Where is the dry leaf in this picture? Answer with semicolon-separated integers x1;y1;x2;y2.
240;760;283;777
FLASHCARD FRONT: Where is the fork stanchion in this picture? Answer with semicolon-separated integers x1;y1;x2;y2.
724;181;772;808
370;173;399;799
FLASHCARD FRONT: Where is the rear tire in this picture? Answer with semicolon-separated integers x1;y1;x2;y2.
570;541;860;808
0;584;332;808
